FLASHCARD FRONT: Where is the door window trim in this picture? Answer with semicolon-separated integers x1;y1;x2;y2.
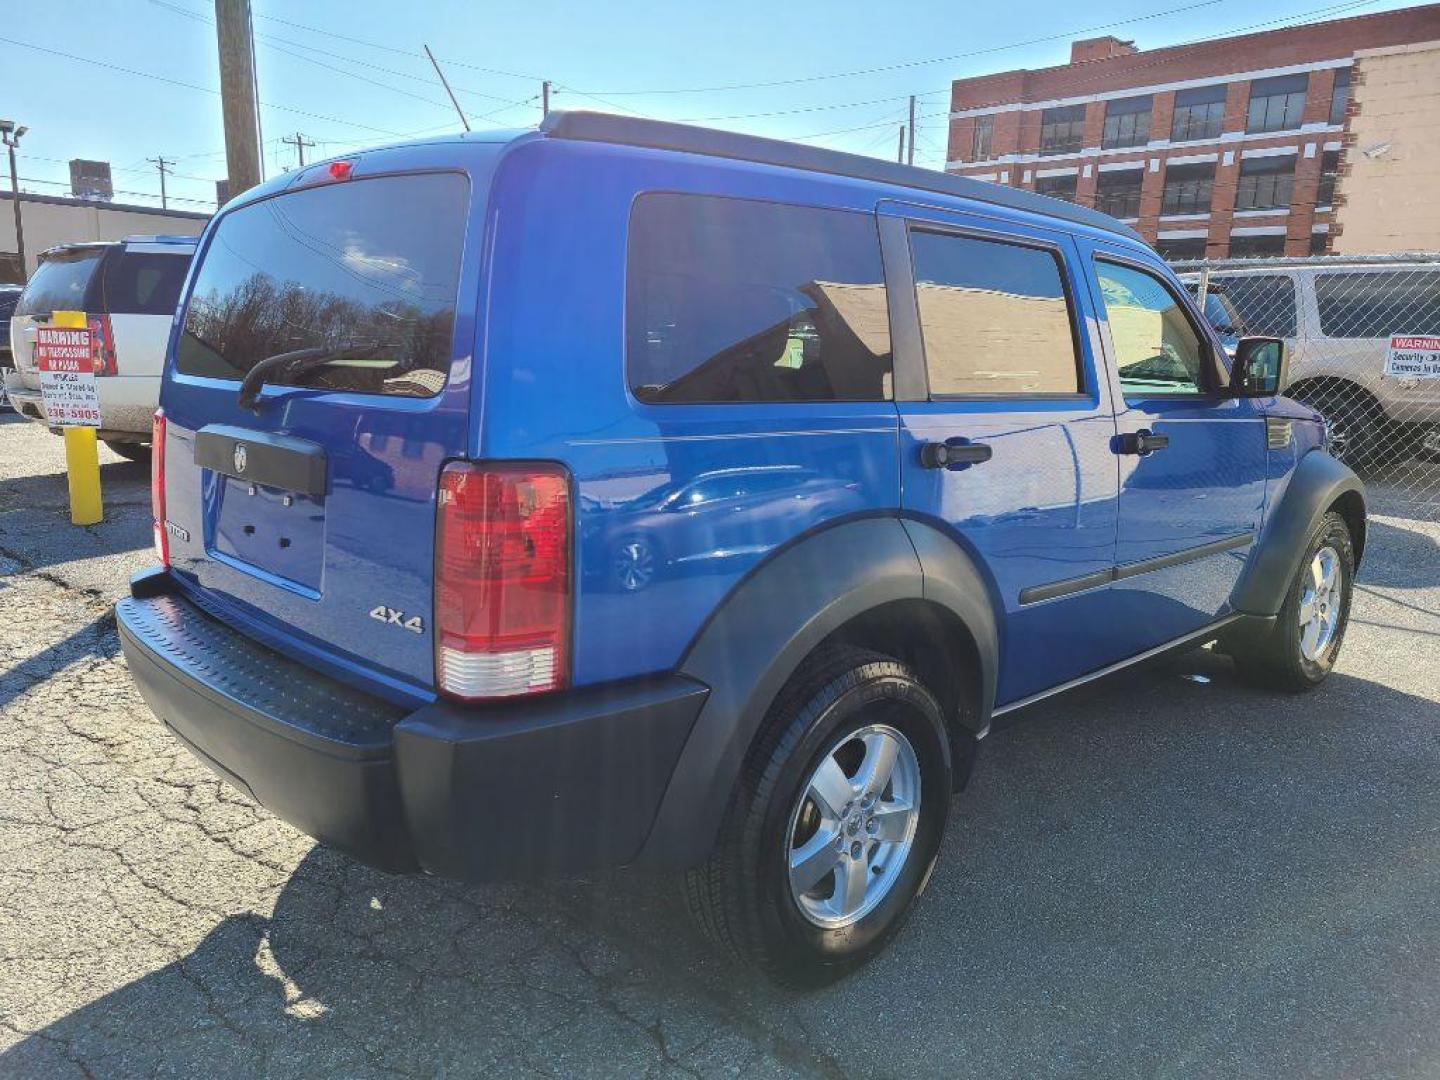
902;220;1091;403
1092;251;1228;400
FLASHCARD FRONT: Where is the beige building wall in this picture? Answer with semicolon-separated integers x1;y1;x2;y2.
0;194;208;279
1334;40;1440;255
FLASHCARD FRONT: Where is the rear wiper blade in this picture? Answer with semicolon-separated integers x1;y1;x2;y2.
237;344;394;413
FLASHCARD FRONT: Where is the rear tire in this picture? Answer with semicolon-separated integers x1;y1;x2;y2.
684;645;953;987
1234;511;1354;692
103;440;151;464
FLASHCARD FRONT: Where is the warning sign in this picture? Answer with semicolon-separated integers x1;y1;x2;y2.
1385;334;1440;379
35;324;102;427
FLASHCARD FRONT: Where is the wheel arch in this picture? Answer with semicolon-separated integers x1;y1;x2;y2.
634;515;998;869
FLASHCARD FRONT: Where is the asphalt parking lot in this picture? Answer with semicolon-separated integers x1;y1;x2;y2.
1;412;1438;1078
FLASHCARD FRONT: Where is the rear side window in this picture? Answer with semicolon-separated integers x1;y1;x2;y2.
176;173;469;398
103;251;192;316
1209;274;1297;337
910;231;1081;396
15;251;104;317
1315;271;1440;338
626;194;892;404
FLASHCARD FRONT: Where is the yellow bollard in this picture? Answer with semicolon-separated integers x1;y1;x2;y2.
52;310;103;526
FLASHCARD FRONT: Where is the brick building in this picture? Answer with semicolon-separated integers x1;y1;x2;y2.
946;4;1440;259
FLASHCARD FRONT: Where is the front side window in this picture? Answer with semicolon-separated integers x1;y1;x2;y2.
1171;85;1228;142
1316;272;1440;338
1207;275;1297;337
1103;96;1152;149
911;231;1081;396
626;195;892;404
1246;74;1308;133
971;116;994;160
1040;105;1086;156
1161;162;1216;215
1095;169;1144;220
1235;154;1296;211
177;173;469;399
1329;68;1352;126
1096;261;1208;396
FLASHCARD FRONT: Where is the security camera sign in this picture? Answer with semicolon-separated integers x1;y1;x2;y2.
1386;334;1440;379
34;324;102;426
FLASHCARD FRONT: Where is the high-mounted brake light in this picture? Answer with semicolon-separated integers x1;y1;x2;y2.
435;462;571;700
151;408;168;566
327;160;353;181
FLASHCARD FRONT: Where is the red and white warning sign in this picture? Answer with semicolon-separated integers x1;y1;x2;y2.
1385;334;1440;379
35;324;102;427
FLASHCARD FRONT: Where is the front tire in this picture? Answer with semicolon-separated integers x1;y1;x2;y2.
1235;511;1355;691
684;645;953;987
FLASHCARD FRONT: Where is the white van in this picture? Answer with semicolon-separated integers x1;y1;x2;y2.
1180;255;1440;470
5;235;197;459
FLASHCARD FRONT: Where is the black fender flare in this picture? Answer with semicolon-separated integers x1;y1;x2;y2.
1231;449;1366;616
635;516;998;869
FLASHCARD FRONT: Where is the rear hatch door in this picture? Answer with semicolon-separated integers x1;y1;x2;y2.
161;159;482;701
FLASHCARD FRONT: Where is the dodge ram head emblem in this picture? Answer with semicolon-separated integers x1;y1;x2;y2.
233;443;248;474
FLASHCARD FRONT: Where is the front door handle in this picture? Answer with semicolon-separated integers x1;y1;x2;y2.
920;440;993;469
1116;429;1169;455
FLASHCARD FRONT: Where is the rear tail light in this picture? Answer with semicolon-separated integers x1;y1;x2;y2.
151;408;168;565
435;462;571;700
89;315;116;376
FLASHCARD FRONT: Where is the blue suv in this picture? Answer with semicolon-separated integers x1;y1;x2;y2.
118;112;1365;984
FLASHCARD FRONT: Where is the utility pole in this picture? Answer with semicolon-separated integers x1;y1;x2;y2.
281;132;314;169
542;80;551;119
897;124;906;164
0;120;26;280
907;95;916;166
215;0;262;196
148;156;174;210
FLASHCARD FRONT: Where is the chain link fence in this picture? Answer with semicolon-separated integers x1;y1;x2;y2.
1174;253;1440;529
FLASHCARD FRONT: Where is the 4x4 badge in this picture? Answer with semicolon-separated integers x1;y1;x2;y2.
369;605;424;634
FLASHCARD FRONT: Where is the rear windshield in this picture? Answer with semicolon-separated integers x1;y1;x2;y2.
176;172;469;398
15;250;104;317
103;250;192;316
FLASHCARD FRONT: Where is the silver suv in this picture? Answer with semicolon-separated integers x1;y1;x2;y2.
1181;255;1440;470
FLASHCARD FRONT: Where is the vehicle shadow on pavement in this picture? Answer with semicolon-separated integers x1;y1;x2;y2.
5;650;1440;1077
1355;518;1440;590
0;610;119;712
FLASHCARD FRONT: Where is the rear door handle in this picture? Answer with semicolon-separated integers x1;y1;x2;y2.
920;440;993;469
1116;429;1169;455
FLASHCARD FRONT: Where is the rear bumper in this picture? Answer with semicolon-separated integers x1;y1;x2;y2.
117;569;708;879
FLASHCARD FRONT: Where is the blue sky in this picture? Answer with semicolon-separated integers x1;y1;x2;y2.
3;0;1421;211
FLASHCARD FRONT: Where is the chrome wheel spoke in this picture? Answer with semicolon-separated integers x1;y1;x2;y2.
835;854;870;918
870;801;914;843
854;731;900;797
1298;593;1317;625
789;828;841;894
808;756;855;819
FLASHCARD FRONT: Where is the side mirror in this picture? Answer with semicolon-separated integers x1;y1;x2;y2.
1229;336;1286;397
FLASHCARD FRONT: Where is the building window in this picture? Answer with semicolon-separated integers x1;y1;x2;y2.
1035;173;1078;202
1039;104;1086;156
911;231;1081;396
971;115;994;161
1246;74;1308;134
1235;154;1296;211
1316;149;1341;207
1171;84;1228;142
1310;232;1330;256
1102;95;1152;149
1156;236;1208;261
1329;68;1351;126
1095;168;1144;219
1161;161;1216;215
1228;233;1287;258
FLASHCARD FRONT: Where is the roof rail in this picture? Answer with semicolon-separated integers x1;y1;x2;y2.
122;234;200;246
539;111;1144;244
